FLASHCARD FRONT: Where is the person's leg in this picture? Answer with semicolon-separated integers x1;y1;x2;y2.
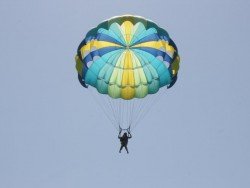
125;145;129;154
119;145;124;153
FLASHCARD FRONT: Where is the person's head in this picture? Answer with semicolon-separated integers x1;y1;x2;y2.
123;132;127;137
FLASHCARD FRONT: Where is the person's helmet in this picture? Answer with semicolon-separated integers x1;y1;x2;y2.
123;133;127;137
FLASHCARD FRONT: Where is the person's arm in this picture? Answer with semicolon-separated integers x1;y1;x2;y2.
118;130;122;139
127;126;132;138
128;132;132;139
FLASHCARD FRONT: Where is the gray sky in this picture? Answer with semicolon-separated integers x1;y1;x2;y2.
1;0;250;187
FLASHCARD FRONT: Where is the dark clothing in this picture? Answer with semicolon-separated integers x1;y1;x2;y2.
118;133;132;153
119;145;129;153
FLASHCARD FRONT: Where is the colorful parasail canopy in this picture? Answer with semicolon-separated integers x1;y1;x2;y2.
75;15;180;100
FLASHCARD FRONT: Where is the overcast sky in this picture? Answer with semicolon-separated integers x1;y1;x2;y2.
1;0;250;188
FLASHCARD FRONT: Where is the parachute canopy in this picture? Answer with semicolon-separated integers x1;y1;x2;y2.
75;15;180;100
